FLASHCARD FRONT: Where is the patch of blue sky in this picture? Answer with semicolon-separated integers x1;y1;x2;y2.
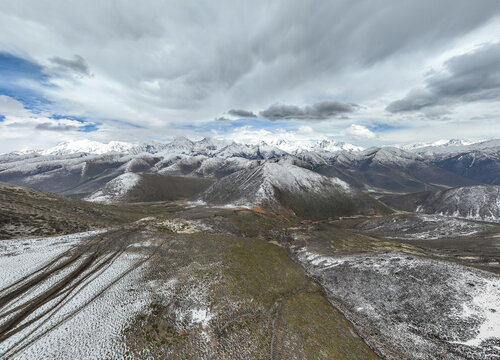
49;114;87;123
0;115;5;122
0;51;54;112
78;123;99;132
0;52;48;82
366;122;403;132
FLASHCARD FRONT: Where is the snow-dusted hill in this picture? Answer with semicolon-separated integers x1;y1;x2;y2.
199;162;391;219
381;185;500;223
86;172;141;203
86;172;215;203
416;186;500;222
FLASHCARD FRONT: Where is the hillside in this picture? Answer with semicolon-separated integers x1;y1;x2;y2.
381;185;500;222
0;182;125;239
87;173;215;203
199;162;391;219
0;175;498;359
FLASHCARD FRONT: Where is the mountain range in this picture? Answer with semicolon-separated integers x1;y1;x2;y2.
2;137;500;359
1;137;499;221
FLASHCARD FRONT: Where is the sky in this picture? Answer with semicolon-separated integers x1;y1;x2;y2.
1;0;500;152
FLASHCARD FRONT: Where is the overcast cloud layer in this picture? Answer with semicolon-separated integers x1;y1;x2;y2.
387;42;500;114
0;0;500;152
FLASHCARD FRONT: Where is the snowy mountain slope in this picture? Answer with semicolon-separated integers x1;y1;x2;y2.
311;139;364;153
381;185;500;222
41;139;136;155
260;138;364;153
317;146;480;193
199;162;391;219
430;148;500;186
405;139;498;155
3;137;364;158
86;172;215;203
402;140;500;186
400;139;485;152
1;137;499;198
0;151;136;197
86;172;141;203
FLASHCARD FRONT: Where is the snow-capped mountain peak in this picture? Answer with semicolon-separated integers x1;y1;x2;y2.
400;139;486;151
311;139;363;153
41;139;136;155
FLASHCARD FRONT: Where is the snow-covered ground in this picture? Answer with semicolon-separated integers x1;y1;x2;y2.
0;231;153;359
86;172;141;203
296;249;500;359
357;214;490;240
0;230;106;290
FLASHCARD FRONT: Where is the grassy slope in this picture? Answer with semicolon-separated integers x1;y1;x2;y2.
0;182;181;239
125;174;215;202
123;210;380;359
224;235;379;359
274;186;392;220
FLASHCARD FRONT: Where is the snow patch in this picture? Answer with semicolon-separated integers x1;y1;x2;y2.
0;230;106;290
0;230;152;359
296;248;500;358
85;172;140;203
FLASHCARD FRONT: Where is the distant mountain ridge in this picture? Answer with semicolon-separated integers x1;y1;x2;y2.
381;185;500;223
398;138;485;151
5;137;499;157
0;137;499;206
7;137;364;157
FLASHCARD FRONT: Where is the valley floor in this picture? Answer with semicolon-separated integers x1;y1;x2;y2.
0;204;499;359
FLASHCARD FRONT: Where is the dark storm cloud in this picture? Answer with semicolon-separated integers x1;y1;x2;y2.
35;122;81;131
49;55;90;77
259;101;358;121
215;116;232;122
387;42;500;113
228;109;257;118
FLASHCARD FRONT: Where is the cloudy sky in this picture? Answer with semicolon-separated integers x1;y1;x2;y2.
1;0;500;152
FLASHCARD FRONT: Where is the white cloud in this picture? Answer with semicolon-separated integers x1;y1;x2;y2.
0;96;96;152
0;95;31;117
298;125;314;134
341;124;376;140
